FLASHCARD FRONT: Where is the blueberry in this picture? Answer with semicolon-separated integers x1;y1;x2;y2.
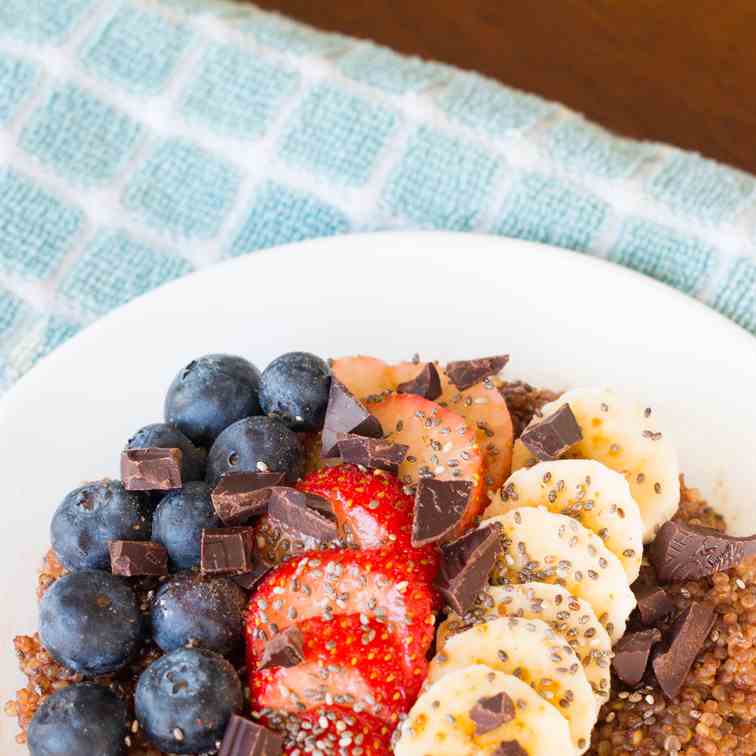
206;416;304;486
150;572;246;656
135;647;242;754
260;351;331;431
40;571;143;676
126;422;206;482
50;480;150;571
28;683;128;756
151;481;220;570
164;354;262;446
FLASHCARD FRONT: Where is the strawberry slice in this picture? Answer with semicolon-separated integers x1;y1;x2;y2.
366;393;484;536
297;464;414;549
435;365;513;495
250;614;417;723
257;705;393;756
390;361;514;495
245;547;438;678
330;355;394;401
332;356;513;499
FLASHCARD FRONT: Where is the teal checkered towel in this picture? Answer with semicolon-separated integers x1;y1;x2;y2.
1;0;755;390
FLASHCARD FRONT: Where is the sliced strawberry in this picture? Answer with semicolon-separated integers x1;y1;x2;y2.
297;464;414;549
257;705;393;756
330;355;394;401
245;547;438;678
435;365;513;494
332;356;514;500
250;614;417;723
366;393;484;536
391;361;514;495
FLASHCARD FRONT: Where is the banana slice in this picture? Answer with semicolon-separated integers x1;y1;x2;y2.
483;508;635;642
511;388;680;542
485;460;643;582
437;583;612;704
395;664;575;756
427;617;596;753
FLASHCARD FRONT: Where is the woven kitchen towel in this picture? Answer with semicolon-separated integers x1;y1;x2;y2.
1;0;755;390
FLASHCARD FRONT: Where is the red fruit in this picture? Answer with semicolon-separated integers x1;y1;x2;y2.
245;547;438;678
250;615;418;723
330;355;394;400
366;393;485;537
297;464;415;549
257;705;393;756
332;356;514;501
435;365;513;495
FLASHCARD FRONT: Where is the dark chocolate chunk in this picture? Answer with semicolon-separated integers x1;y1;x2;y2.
635;583;676;626
336;434;408;473
258;627;304;671
469;691;515;735
493;741;527;756
445;355;509;391
412;479;473;546
232;555;273;591
201;527;255;575
211;471;286;526
219;714;283;756
267;487;338;544
519;404;582;461
121;447;182;491
397;362;442;400
321;378;383;458
109;540;168;577
652;602;716;699
649;521;756;583
611;628;662;687
435;522;503;615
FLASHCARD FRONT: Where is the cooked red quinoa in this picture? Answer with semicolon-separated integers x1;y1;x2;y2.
498;380;560;437
588;482;756;756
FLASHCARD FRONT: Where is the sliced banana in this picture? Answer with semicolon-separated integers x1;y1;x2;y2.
485;460;643;582
428;617;596;753
437;583;612;704
395;664;575;756
483;508;635;642
511;388;680;542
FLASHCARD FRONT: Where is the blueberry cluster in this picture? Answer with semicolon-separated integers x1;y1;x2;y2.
30;352;331;756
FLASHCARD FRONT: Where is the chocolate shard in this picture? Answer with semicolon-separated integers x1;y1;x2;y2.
519;404;582;461
445;355;509;391
611;628;662;687
336;434;408;473
321;378;383;458
469;691;515;735
267;487;339;544
435;522;503;615
258;627;305;671
493;741;527;756
219;714;283;756
397;362;442;400
211;471;286;526
649;521;756;583
109;540;168;577
634;583;676;626
412;479;474;547
652;602;716;700
121;447;182;491
232;553;273;591
200;527;255;575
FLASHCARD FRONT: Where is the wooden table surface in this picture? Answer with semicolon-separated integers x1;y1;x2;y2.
253;0;756;175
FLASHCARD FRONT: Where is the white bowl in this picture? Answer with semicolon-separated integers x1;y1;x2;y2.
1;232;754;752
